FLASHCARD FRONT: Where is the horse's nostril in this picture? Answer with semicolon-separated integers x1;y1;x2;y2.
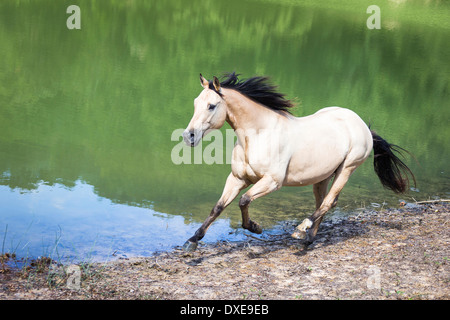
189;132;195;146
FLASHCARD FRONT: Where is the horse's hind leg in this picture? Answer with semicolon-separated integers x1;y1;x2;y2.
291;176;332;240
292;165;356;244
313;176;333;209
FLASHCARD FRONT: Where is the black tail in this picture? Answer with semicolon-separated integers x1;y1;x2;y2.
371;130;416;194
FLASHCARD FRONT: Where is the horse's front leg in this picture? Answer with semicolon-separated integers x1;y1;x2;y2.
183;173;248;252
239;175;281;234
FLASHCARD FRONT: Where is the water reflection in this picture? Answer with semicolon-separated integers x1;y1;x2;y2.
0;0;448;261
0;181;248;262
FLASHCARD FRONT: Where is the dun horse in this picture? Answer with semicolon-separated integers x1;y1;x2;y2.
182;72;415;252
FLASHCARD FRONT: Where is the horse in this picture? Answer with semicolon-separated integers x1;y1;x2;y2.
181;72;415;252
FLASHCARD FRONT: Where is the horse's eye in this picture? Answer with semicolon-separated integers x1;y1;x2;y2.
208;104;217;111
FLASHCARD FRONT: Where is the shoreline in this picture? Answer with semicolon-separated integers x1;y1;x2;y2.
1;202;449;300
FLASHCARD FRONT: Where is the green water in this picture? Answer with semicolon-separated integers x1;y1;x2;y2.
0;0;449;261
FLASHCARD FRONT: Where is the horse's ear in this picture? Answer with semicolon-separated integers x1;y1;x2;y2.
200;74;209;88
213;76;221;92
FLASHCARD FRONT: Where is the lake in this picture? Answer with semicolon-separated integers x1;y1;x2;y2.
0;0;449;263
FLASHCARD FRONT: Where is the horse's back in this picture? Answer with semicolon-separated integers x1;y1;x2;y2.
312;106;363;122
284;107;372;186
312;107;370;138
311;107;373;162
313;106;342;115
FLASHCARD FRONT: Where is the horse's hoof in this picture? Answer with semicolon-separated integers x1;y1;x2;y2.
244;220;263;234
291;218;313;240
182;240;198;252
291;230;306;240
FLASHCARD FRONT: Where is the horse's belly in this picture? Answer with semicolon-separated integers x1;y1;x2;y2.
283;163;341;186
283;146;346;186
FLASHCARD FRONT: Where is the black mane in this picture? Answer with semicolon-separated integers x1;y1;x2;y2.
210;72;295;114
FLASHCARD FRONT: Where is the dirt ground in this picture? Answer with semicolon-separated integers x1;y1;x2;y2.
1;202;449;300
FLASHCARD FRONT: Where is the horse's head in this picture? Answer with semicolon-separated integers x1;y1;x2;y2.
183;74;227;147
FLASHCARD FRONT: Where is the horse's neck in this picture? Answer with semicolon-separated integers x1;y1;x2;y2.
223;89;284;134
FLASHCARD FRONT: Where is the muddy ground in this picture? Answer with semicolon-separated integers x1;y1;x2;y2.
1;202;449;300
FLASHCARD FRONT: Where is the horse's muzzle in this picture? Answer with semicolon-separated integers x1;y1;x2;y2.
183;129;199;147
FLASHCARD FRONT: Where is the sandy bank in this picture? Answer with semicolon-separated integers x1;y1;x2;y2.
1;203;448;300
